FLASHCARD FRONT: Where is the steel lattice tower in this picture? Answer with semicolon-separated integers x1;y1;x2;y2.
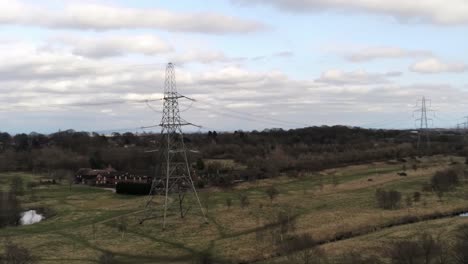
416;96;431;151
141;63;206;229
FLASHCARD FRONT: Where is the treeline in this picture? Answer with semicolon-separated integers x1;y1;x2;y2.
0;130;155;174
0;127;466;185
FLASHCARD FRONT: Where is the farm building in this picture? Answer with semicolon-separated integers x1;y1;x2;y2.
75;167;151;186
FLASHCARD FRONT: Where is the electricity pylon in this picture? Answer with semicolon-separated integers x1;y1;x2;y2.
415;96;432;151
141;62;206;229
463;116;468;131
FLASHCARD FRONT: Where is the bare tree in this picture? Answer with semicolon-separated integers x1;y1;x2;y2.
0;191;21;227
405;195;413;207
98;252;115;264
26;182;37;202
239;194;249;209
192;250;214;264
431;169;460;201
419;233;442;264
66;171;75;191
332;174;340;187
282;234;326;264
386;240;423;264
225;197;232;209
453;224;468;264
92;223;97;240
413;192;421;202
202;192;211;214
1;241;36;264
266;186;279;203
10;176;24;196
336;251;383;264
275;210;296;243
113;218;127;239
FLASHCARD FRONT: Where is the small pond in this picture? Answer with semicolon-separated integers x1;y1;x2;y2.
20;210;44;225
460;213;468;217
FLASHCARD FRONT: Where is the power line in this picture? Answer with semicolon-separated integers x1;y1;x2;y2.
193;99;309;127
186;104;299;128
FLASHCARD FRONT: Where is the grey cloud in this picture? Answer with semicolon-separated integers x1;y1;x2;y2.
0;0;266;34
273;51;294;57
232;0;468;26
316;69;402;85
345;47;432;62
251;51;294;61
54;35;173;58
410;58;468;74
169;50;247;65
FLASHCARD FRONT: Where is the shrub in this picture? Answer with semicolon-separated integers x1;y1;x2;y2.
196;179;206;189
195;158;205;171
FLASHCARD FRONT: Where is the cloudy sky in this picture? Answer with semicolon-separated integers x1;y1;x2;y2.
1;0;468;134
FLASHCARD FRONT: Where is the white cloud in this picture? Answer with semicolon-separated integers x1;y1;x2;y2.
316;69;402;85
232;0;468;25
54;35;173;58
0;0;266;33
170;50;245;65
410;58;467;74
346;47;432;62
251;51;294;61
273;51;294;57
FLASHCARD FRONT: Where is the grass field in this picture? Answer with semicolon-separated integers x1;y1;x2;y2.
1;155;468;263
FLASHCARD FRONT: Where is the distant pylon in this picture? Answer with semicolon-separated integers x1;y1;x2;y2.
464;116;468;131
415;96;432;151
141;63;206;229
